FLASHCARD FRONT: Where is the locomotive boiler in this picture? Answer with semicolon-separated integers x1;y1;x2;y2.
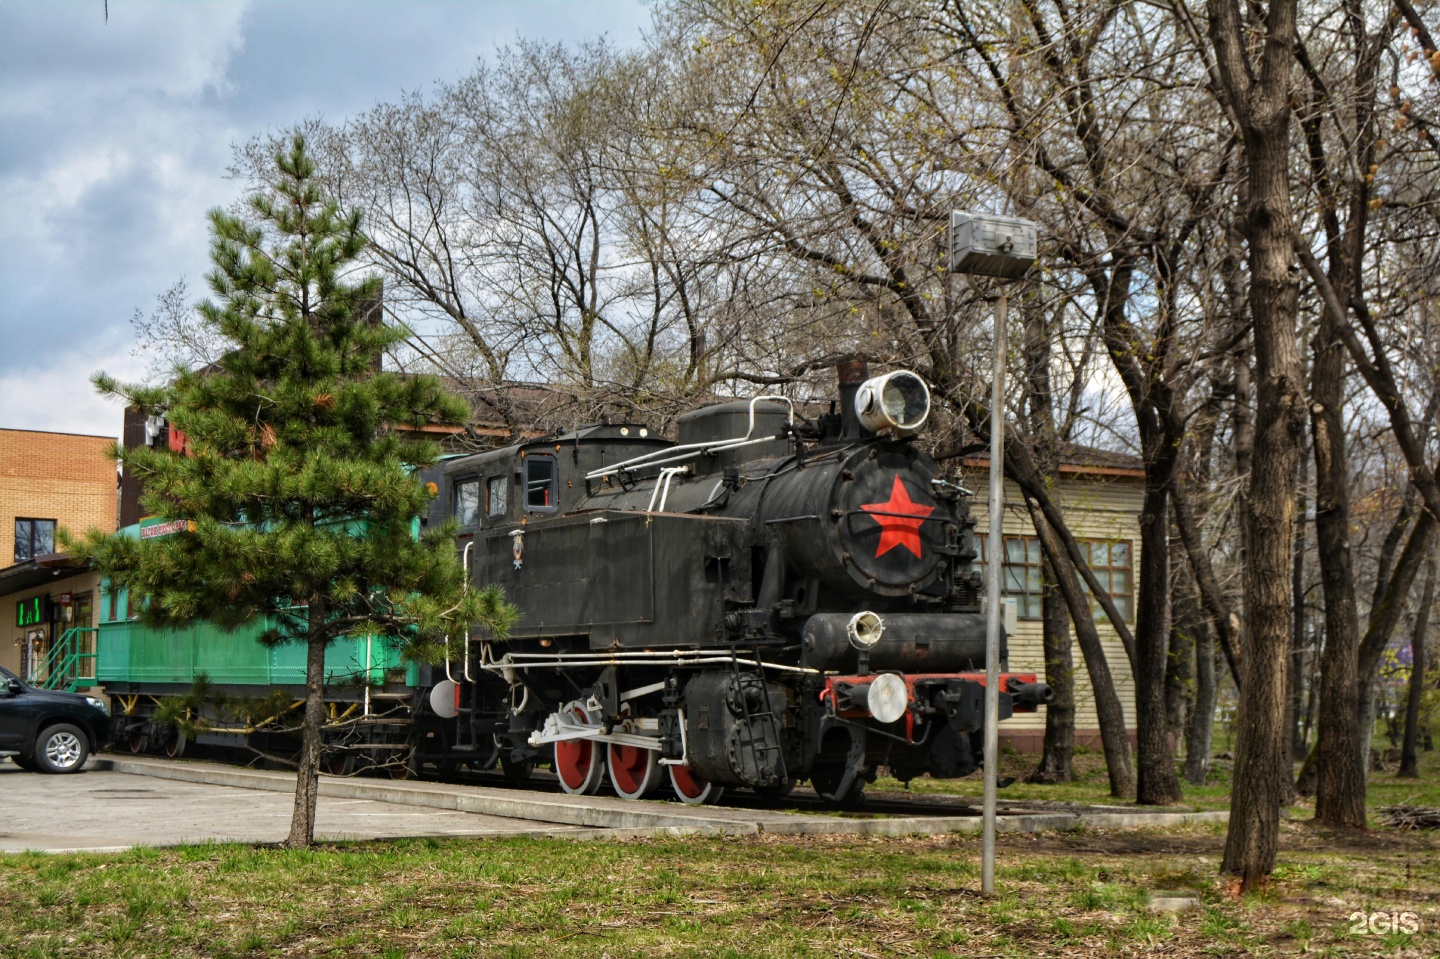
436;362;1051;804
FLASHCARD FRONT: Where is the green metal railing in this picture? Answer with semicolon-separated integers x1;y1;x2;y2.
28;627;99;692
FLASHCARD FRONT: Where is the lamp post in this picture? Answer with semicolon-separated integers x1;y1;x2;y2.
948;211;1038;895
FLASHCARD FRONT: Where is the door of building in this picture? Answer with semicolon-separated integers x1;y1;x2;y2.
69;592;95;685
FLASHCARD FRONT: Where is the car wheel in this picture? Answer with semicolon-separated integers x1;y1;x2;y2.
10;755;39;771
35;723;90;774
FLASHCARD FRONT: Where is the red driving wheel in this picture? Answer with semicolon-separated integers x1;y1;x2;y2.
669;763;724;805
554;705;605;795
608;741;662;800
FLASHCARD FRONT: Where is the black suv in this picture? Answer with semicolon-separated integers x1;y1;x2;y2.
0;665;113;773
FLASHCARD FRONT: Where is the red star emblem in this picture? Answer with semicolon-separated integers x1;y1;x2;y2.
860;476;935;559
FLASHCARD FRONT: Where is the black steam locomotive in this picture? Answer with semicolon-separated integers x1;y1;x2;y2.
426;363;1050;804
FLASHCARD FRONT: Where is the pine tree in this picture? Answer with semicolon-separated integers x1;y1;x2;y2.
69;136;515;847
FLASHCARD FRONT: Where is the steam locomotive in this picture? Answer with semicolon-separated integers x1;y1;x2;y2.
429;363;1051;804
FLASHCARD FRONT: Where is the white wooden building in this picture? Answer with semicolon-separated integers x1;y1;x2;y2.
958;450;1145;752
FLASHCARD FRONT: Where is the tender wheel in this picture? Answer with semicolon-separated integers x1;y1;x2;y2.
608;742;663;800
35;724;90;774
162;728;187;759
554;706;606;796
387;747;419;780
128;730;148;754
322;752;355;776
669;764;724;805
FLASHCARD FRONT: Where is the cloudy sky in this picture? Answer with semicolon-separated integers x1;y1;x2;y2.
0;0;651;440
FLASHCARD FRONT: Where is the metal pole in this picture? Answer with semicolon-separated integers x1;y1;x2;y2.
982;292;1007;896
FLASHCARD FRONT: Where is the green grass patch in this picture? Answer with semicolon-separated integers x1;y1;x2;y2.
2;825;1438;957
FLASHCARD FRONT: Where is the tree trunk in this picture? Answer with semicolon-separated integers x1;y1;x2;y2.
1290;451;1308;761
1211;0;1304;884
1172;481;1242;688
1020;290;1073;786
287;599;328;848
1398;561;1435;777
1310;318;1367;829
1358;680;1378;776
1024;496;1136;798
1134;483;1181;805
1180;569;1216;786
1029;552;1075;783
1165;585;1195;754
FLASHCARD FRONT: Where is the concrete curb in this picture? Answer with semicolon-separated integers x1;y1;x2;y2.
97;756;1229;839
98;757;763;836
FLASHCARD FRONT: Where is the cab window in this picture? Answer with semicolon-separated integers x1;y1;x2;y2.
486;475;509;518
453;477;480;527
524;456;557;512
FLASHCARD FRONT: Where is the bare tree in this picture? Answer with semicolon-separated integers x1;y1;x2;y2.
1201;0;1308;885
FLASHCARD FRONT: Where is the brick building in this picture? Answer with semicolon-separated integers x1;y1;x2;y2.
0;428;117;679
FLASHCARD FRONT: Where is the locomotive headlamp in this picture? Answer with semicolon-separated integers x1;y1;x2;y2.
846;610;885;650
867;673;908;724
855;371;931;436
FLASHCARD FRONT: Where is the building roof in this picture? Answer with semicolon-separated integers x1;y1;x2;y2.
961;442;1145;479
0;553;93;598
0;427;116;442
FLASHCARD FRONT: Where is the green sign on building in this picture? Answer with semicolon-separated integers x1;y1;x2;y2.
16;596;46;628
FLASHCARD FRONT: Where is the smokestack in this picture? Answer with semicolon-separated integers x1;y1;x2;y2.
837;359;870;439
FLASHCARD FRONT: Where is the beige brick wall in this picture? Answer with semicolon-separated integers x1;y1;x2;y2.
1;429;114;679
1;429;117;563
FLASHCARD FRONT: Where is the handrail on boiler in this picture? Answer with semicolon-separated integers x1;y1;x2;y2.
584;395;795;481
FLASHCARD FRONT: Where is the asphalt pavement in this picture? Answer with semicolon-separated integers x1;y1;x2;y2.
0;755;1231;854
0;759;592;853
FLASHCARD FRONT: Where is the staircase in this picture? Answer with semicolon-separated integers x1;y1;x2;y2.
28;627;99;692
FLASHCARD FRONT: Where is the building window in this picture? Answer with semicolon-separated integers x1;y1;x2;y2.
977;535;1134;623
977;536;1043;619
524;456;557;511
453;478;480;527
1077;539;1133;623
486;475;509;518
14;518;56;563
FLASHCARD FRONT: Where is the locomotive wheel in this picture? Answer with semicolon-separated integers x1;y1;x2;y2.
499;752;535;786
554;706;606;796
810;763;865;807
607;742;662;800
669;764;724;805
128;730;147;754
753;779;796;801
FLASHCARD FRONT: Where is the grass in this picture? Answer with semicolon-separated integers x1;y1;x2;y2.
4;748;1439;956
871;744;1233;811
873;740;1440;822
2;824;1438;957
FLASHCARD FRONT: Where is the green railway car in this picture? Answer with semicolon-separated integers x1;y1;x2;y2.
95;520;425;767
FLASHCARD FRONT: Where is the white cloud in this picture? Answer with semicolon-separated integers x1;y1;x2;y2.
0;344;140;440
0;0;653;434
